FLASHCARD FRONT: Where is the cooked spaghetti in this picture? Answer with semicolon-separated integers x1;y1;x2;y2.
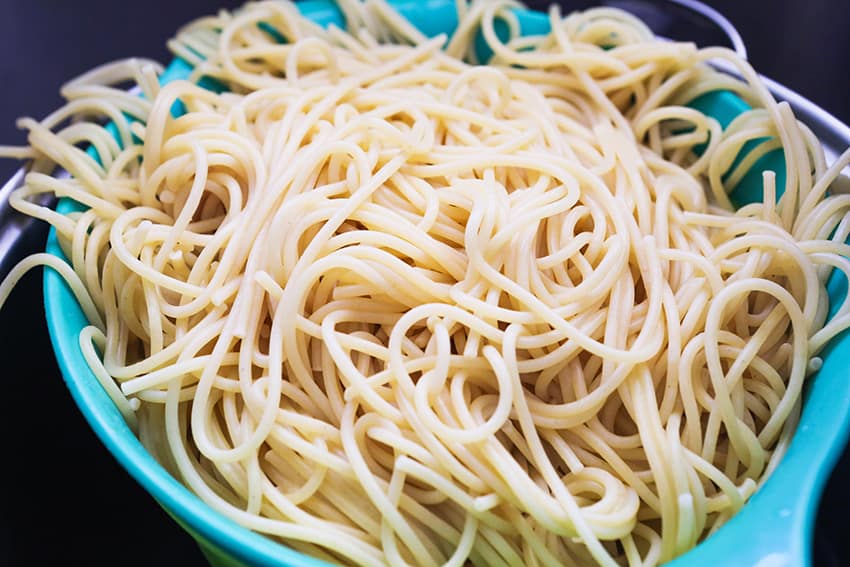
2;1;850;565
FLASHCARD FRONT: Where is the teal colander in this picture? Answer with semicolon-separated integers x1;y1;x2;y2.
41;1;850;566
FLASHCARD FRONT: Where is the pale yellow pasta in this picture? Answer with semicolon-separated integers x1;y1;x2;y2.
2;1;850;566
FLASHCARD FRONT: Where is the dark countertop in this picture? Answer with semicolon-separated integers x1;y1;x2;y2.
0;1;848;565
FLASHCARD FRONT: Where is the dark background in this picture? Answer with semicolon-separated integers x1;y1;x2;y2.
0;1;848;565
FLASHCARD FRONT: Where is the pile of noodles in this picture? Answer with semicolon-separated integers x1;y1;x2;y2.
2;1;850;565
